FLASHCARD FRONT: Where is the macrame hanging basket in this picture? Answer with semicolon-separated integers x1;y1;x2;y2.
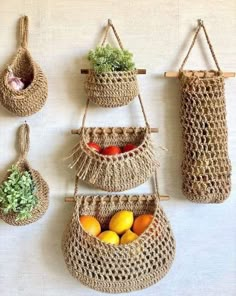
62;175;175;293
0;124;49;226
69;95;158;192
0;16;48;117
179;21;231;203
85;19;139;108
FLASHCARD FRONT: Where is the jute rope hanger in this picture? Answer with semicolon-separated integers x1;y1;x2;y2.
164;19;235;78
20;15;29;48
65;170;170;202
71;94;159;134
81;19;147;75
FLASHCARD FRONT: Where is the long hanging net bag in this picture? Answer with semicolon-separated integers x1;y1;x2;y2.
179;21;231;203
69;94;158;192
85;19;139;107
62;173;175;293
0;123;49;226
0;16;48;117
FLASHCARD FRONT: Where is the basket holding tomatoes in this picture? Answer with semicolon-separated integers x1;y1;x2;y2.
87;142;137;155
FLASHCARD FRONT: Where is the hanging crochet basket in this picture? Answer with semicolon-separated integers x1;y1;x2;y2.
85;20;139;107
69;95;158;192
0;16;48;117
62;176;175;293
0;124;49;226
179;21;231;203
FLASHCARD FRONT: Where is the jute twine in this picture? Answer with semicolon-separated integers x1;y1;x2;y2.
0;16;48;117
0;124;49;226
179;20;231;203
85;19;139;108
69;94;158;192
62;173;175;293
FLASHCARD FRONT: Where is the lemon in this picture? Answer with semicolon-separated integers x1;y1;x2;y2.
109;210;134;235
98;230;120;245
120;230;138;244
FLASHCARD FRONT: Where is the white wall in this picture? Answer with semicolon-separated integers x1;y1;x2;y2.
0;1;235;295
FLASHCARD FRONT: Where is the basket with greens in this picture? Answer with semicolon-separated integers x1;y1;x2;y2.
85;19;139;107
0;124;49;226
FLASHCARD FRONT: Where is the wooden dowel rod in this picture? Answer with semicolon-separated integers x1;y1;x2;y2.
81;69;146;74
164;71;235;78
71;127;159;135
65;195;170;202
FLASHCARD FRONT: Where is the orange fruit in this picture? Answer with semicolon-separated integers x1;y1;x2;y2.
133;214;153;235
79;215;101;236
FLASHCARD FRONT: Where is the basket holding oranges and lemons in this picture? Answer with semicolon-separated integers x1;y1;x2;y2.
80;210;154;245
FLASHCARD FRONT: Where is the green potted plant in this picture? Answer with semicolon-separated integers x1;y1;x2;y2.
85;20;139;107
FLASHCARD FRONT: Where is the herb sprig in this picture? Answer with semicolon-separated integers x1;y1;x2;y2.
0;165;38;221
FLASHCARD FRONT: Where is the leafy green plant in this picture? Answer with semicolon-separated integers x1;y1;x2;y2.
0;165;38;221
88;44;135;74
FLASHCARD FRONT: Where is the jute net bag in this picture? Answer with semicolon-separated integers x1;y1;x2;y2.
0;16;48;117
69;95;158;192
62;174;175;293
179;21;231;203
85;19;139;108
0;124;49;226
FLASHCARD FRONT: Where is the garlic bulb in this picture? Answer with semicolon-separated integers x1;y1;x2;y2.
7;67;25;91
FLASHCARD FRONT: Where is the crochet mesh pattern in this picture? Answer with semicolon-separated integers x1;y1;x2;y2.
178;20;231;203
69;95;157;192
0;16;47;117
70;127;157;192
62;193;175;293
0;124;49;226
180;71;231;203
85;70;138;107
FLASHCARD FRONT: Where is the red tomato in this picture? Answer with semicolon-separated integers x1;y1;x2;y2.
123;144;137;152
101;146;122;155
87;142;102;153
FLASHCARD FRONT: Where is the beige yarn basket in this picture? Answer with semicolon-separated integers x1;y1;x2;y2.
69;95;158;192
84;20;139;107
179;21;231;203
0;124;49;226
62;176;175;293
0;16;48;117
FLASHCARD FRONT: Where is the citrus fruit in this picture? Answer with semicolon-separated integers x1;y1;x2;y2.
133;214;153;235
98;230;120;245
109;210;134;235
120;230;138;244
79;215;101;236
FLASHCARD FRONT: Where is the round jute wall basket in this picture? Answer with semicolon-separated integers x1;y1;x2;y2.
62;176;175;293
179;21;231;203
69;95;158;192
0;124;49;226
84;20;139;107
0;16;48;117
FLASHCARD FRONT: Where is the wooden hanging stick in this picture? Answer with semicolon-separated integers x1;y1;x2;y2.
65;195;170;202
164;71;235;78
71;127;159;135
81;69;146;74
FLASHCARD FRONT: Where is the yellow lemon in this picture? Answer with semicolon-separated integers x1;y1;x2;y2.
98;231;120;245
109;210;134;235
120;230;138;244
